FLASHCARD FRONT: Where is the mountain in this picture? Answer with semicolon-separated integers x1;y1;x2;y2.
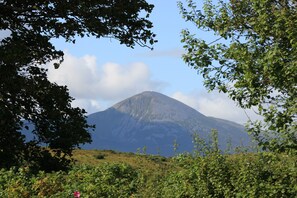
85;91;251;156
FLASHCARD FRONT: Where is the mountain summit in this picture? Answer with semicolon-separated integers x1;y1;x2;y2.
86;91;250;155
113;91;206;123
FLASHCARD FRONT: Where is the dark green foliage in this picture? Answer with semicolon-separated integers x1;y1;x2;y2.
0;0;156;170
0;151;296;197
147;155;167;163
95;153;106;160
0;0;156;49
0;163;141;197
155;152;297;198
178;0;297;153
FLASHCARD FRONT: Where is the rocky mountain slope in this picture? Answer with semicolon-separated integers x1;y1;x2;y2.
85;91;251;156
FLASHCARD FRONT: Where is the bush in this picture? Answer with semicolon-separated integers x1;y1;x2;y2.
0;151;296;197
0;163;141;197
150;152;297;198
95;153;105;160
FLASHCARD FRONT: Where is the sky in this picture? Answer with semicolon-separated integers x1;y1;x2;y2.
2;0;261;124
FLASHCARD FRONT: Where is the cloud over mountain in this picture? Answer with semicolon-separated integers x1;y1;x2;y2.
47;52;165;113
172;91;262;124
46;52;260;123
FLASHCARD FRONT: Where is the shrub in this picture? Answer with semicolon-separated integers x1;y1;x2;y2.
95;153;105;160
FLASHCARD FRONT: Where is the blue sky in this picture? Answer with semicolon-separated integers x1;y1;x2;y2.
46;0;262;124
50;0;204;94
0;0;260;124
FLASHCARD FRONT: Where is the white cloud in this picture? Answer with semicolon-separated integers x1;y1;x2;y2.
48;53;99;99
97;62;163;100
71;99;102;114
47;52;165;113
172;90;262;124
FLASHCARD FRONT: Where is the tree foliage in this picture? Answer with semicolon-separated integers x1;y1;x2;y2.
0;0;157;170
179;0;297;153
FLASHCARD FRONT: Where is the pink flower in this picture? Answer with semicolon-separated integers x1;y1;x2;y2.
74;191;81;198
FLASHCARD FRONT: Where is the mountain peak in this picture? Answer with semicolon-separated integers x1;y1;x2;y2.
137;90;163;96
112;91;204;122
87;91;250;155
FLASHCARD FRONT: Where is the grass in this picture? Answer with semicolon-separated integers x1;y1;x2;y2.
72;149;172;172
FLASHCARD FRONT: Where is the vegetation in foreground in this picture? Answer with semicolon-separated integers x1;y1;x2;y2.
179;0;297;154
0;0;156;171
0;148;296;197
0;0;296;197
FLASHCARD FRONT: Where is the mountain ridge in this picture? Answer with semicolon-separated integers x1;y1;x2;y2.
85;91;251;156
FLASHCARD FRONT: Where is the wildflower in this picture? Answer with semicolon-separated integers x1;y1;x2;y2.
74;191;81;198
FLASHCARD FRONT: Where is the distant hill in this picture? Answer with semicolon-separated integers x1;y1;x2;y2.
85;91;251;156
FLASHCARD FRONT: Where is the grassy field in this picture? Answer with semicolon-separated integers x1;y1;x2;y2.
73;150;165;166
72;149;172;173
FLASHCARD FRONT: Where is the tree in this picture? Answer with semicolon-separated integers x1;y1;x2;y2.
0;0;157;170
179;0;297;153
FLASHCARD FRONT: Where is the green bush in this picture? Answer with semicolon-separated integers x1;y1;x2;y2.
0;151;296;197
0;163;141;197
150;152;297;198
95;153;106;160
